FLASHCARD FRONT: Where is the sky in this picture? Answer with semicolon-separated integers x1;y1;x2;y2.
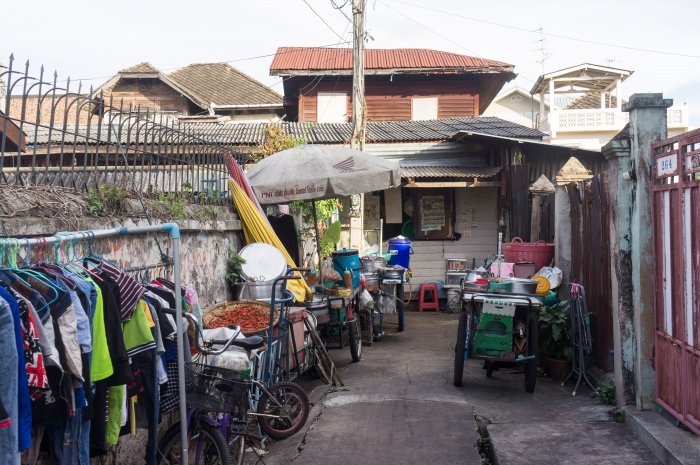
3;0;699;125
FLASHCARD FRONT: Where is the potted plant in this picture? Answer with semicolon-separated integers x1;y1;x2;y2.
535;300;572;381
225;249;246;301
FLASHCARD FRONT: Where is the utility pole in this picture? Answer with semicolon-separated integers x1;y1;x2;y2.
351;0;365;151
348;0;366;253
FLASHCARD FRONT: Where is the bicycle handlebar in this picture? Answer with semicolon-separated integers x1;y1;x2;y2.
161;307;243;355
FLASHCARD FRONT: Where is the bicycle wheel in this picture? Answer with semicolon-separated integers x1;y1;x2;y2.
349;317;362;362
228;395;248;465
524;316;538;393
157;420;233;465
453;312;467;387
257;381;310;440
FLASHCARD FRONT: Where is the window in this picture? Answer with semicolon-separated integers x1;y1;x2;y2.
511;94;523;102
411;97;438;120
317;92;347;123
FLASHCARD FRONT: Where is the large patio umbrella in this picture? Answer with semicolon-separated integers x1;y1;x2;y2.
247;144;401;273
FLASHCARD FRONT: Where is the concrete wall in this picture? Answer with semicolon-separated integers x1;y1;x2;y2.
4;212;242;308
483;94;538;129
400;187;498;291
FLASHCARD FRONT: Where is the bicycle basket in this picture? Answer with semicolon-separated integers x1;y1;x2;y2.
184;362;250;412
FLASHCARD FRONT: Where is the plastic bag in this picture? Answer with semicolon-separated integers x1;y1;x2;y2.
321;258;341;282
359;289;375;309
534;266;563;289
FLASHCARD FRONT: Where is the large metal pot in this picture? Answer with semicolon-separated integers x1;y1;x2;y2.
371;256;388;270
364;273;380;292
506;277;538;295
380;266;404;280
241;280;284;302
305;294;330;324
361;257;376;273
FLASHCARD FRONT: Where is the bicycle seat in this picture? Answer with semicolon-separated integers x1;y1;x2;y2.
230;335;265;351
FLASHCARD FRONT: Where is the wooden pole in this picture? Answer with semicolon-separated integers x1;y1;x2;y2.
313;201;322;274
351;0;365;151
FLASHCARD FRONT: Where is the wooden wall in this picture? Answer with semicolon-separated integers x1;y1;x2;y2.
107;79;189;114
294;77;479;122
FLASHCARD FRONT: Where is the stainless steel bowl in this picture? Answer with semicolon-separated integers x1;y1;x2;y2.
505;277;538;295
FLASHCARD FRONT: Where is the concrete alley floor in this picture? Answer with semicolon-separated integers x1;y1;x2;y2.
257;312;661;465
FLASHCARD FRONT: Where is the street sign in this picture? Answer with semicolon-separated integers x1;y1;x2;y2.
656;153;678;177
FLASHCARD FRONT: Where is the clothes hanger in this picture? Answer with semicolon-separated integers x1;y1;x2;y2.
61;232;104;282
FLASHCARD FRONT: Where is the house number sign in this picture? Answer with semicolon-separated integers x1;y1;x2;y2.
656;154;678;177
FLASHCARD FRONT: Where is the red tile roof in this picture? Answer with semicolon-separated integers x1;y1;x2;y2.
270;47;513;74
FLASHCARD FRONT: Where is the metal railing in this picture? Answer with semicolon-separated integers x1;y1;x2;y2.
0;55;244;204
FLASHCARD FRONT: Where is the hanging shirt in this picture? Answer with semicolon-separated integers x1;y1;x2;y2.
16;293;47;390
95;275;132;386
0;287;32;452
0;296;19;465
85;276;112;383
85;259;144;320
122;300;156;358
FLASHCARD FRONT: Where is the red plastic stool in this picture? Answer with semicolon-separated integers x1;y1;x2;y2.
418;283;440;312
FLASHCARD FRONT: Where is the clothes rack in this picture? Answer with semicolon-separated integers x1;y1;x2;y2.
0;223;189;463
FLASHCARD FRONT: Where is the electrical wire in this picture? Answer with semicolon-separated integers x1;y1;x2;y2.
386;0;700;60
48;41;350;84
378;0;633;125
331;0;353;23
381;2;481;57
302;0;347;42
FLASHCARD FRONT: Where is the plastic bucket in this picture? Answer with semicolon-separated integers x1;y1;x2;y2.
502;237;554;272
332;249;361;288
387;236;413;269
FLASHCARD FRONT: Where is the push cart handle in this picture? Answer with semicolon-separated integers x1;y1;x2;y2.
275;275;302;281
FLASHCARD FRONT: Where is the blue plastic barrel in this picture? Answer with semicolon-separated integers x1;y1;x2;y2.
387;236;413;269
332;249;361;288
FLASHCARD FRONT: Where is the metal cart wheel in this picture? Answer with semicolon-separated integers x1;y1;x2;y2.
349;317;362;362
524;316;538;393
453;311;468;387
486;361;495;378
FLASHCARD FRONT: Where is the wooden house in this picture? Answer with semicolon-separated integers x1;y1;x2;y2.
270;47;515;123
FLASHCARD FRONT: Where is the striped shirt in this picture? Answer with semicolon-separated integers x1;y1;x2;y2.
86;259;144;321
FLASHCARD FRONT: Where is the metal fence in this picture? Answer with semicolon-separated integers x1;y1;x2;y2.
0;55;241;204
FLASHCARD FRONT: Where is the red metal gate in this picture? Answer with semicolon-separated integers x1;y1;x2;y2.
652;129;700;435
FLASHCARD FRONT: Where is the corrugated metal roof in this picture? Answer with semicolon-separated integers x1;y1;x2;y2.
401;166;501;178
25;117;544;146
270;47;513;73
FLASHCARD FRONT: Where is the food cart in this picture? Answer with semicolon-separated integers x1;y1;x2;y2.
304;286;362;361
361;257;406;341
453;288;541;393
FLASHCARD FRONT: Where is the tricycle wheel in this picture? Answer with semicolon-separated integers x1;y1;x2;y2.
486;361;495;378
524;316;538;393
349;318;362;362
453;312;467;387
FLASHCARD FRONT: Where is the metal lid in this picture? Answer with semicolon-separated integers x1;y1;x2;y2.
239;243;287;282
387;235;411;245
